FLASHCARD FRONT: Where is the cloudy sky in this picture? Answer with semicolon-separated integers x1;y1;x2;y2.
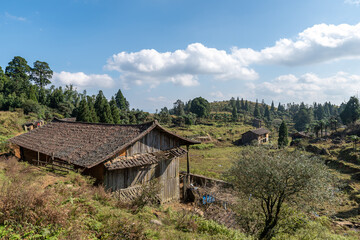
1;0;360;112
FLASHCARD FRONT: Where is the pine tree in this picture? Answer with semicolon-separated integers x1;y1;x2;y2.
103;99;114;123
245;100;249;111
110;97;121;124
264;105;271;121
241;98;245;110
278;121;289;148
254;100;260;118
76;98;91;122
232;105;238;122
229;97;236;108
87;96;98;123
270;101;275;112
94;90;105;118
236;97;241;113
115;89;129;111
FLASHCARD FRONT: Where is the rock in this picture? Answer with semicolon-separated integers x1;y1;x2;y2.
150;219;163;226
305;144;330;155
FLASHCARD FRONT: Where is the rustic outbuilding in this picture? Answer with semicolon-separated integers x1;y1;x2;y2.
252;118;263;128
22;120;44;131
241;128;270;145
9;119;198;203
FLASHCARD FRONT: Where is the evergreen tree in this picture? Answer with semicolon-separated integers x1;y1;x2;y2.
254;100;260;118
110;97;121;124
315;104;325;120
76;98;91;122
229;97;236;108
159;107;171;124
103;99;114;123
28;85;38;102
278;121;289;147
294;107;312;131
236;97;241;113
264;105;271;121
30;60;53;88
94;90;105;118
245;100;249;111
270;101;275;112
115;89;129;111
173;99;185;116
340;96;360;125
232;105;238;122
5;56;31;95
87;96;98;122
38;87;47;105
241;98;245;110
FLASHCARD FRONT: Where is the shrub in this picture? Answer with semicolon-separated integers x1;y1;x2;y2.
190;143;215;150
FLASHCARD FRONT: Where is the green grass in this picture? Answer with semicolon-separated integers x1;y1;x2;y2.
180;146;243;179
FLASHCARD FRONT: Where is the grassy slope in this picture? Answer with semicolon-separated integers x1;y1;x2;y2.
0;110;39;152
0;157;249;240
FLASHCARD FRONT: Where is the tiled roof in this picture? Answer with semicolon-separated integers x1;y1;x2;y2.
9;119;197;168
104;147;187;170
247;128;270;136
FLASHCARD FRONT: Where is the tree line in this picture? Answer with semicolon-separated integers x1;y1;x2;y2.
0;56;148;124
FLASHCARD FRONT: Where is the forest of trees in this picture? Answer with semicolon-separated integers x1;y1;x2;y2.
2;55;360;133
0;56;149;124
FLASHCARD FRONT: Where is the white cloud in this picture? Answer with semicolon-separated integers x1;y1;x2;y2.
234;22;360;66
105;43;258;88
5;12;26;21
105;22;360;89
52;71;114;89
256;72;360;103
345;0;360;5
147;96;169;103
210;91;225;98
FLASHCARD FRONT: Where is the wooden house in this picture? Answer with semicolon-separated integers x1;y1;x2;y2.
9;119;199;203
241;128;270;145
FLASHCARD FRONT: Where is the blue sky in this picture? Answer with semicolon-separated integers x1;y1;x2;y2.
1;0;360;112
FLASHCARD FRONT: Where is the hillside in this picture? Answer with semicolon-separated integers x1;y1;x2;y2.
0;155;249;240
1;111;360;239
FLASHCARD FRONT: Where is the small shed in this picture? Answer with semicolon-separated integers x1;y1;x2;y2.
252;118;263;128
242;128;270;145
22;120;44;131
9;119;199;203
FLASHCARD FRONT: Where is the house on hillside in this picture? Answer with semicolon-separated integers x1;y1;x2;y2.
22;120;44;131
252;118;263;128
241;128;270;145
9;119;199;203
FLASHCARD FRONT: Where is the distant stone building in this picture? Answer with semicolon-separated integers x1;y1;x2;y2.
241;128;270;145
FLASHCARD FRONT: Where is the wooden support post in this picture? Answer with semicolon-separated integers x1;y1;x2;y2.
186;145;190;175
37;151;40;166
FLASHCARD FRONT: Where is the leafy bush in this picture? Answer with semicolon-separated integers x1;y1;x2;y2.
190;143;215;150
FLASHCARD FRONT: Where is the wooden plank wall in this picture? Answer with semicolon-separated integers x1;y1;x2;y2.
104;157;180;203
126;129;180;156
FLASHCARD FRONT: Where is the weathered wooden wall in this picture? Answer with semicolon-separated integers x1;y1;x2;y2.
105;157;180;203
126;129;180;156
22;147;49;164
